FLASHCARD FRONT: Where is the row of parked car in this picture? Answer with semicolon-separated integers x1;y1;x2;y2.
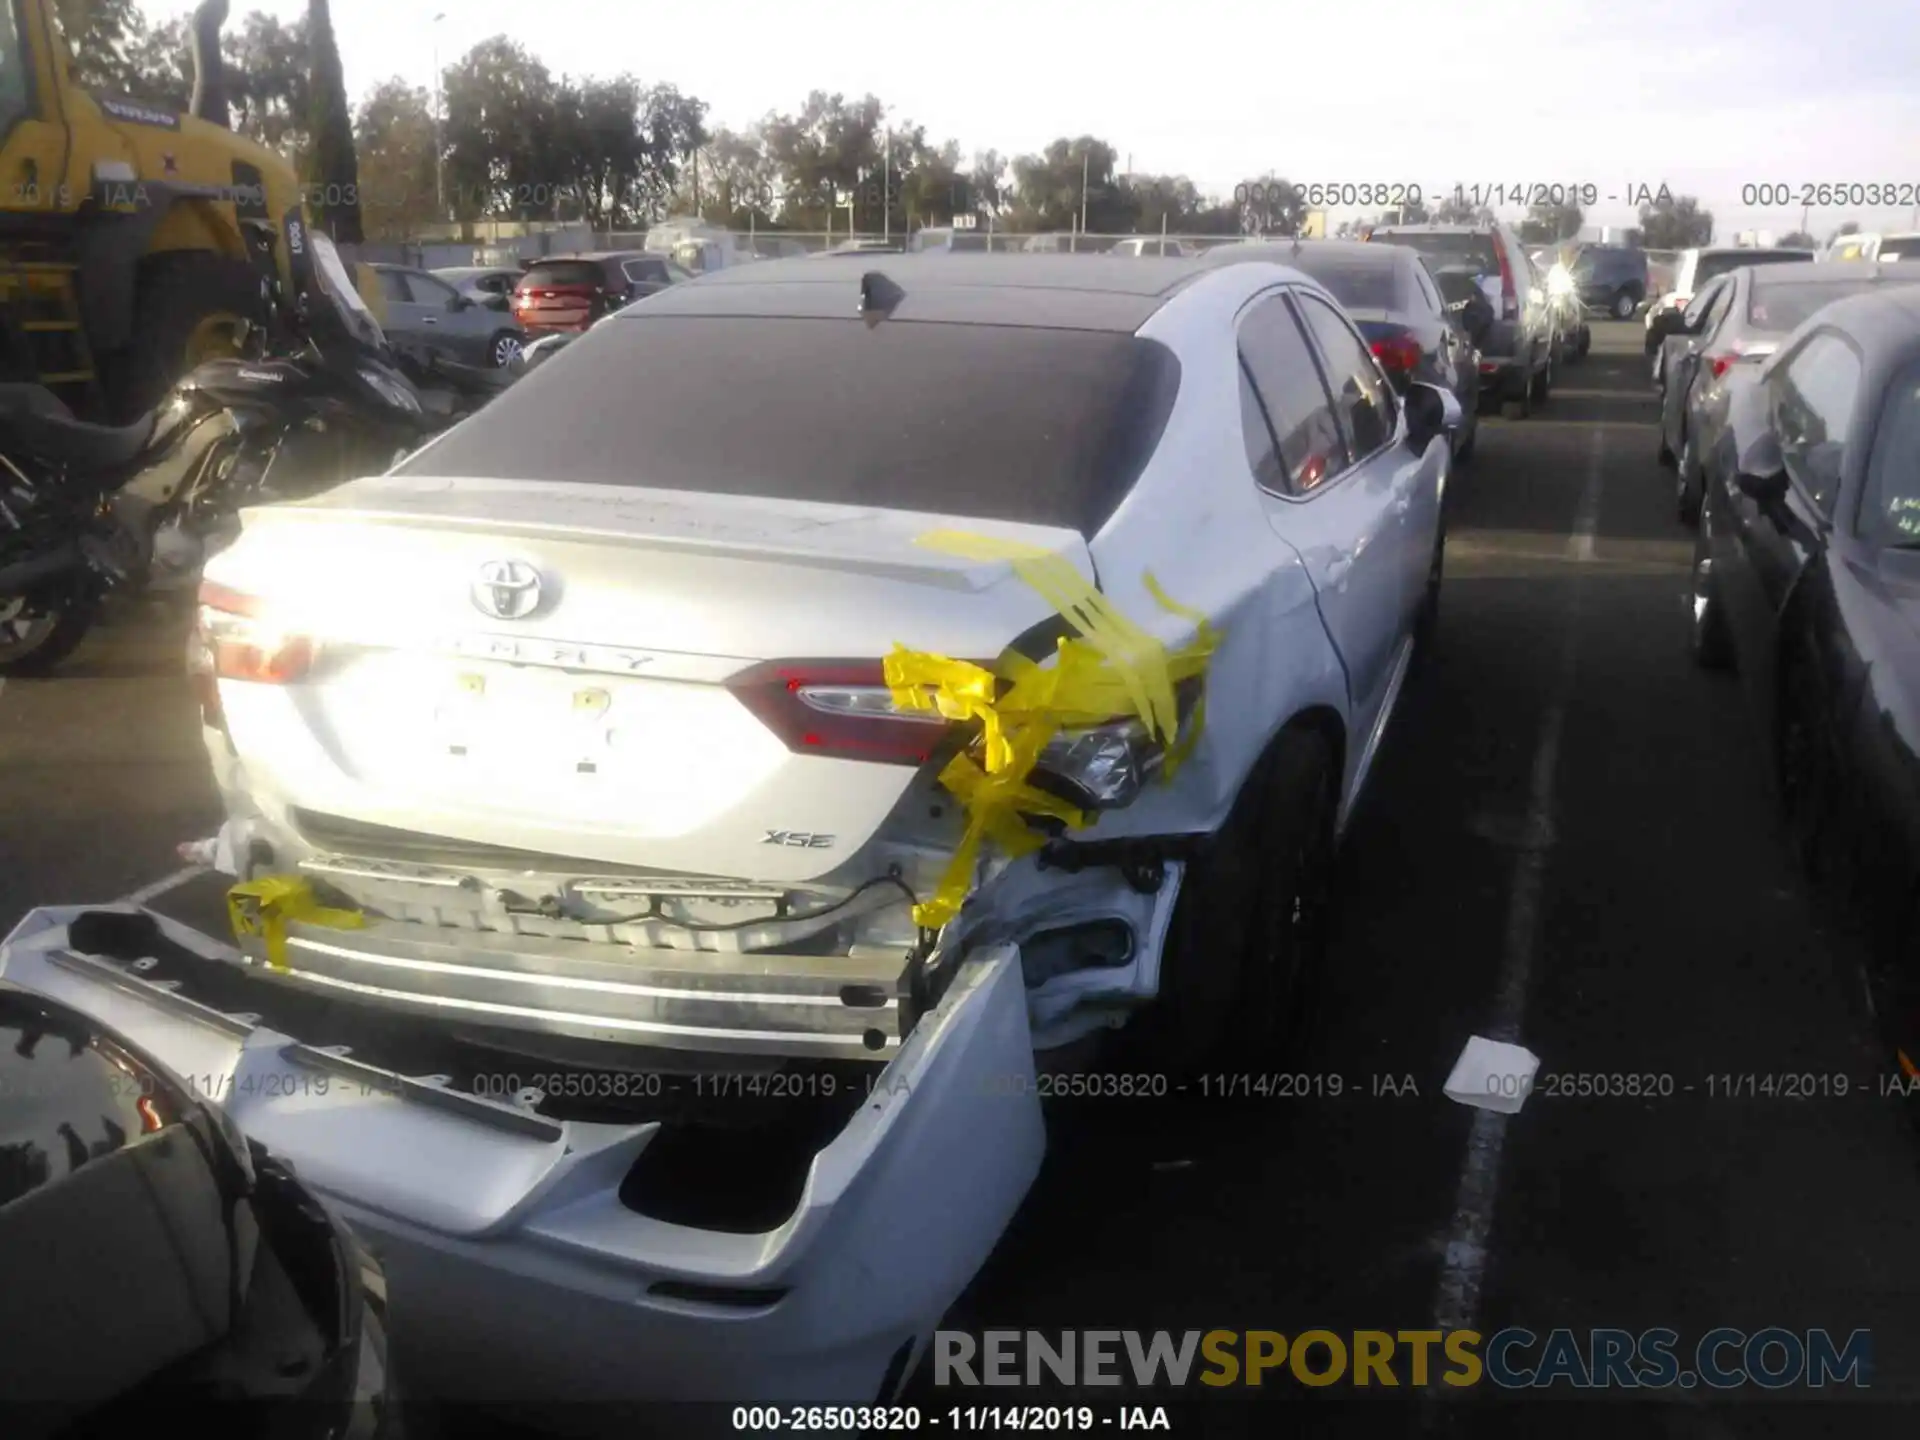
1659;251;1920;1085
361;250;700;376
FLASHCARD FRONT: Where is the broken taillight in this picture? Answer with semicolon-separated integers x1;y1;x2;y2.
726;660;953;765
196;580;314;684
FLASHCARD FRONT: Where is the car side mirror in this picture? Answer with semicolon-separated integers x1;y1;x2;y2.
1735;468;1789;504
1651;309;1686;340
483;293;509;312
450;293;472;311
1405;381;1462;452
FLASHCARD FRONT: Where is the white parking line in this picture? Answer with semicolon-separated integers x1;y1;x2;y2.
1429;428;1600;1340
117;865;209;906
1566;429;1604;562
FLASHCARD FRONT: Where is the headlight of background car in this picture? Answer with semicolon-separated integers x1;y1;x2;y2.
358;368;421;414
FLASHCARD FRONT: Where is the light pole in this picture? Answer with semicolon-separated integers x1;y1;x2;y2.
432;11;446;221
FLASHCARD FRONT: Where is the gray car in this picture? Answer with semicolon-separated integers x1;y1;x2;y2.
372;264;527;370
1658;260;1920;523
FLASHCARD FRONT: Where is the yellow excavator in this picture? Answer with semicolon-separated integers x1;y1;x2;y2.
0;0;306;421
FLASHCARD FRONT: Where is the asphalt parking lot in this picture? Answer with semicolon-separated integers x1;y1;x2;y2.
4;320;1920;1436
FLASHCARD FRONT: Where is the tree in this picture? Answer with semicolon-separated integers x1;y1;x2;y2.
1639;194;1712;249
967;150;1010;222
686;125;780;228
354;79;437;239
305;0;361;240
761;92;886;230
443;38;564;224
1009;137;1133;234
53;0;148;92
1525;196;1583;244
1432;191;1481;224
1778;230;1818;249
1233;172;1306;236
227;12;310;159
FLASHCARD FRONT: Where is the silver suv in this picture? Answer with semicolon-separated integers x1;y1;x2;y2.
1366;221;1558;417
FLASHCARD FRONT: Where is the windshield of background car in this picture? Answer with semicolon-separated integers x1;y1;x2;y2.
1695;251;1814;288
1750;279;1920;331
1372;231;1500;276
1290;258;1401;310
1860;360;1920;544
398;317;1183;537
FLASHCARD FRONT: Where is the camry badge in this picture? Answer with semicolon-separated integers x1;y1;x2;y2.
472;560;543;621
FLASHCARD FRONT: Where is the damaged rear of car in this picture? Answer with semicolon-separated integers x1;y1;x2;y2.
9;254;1446;1405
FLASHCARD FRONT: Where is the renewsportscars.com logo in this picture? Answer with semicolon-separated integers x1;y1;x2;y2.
933;1329;1873;1390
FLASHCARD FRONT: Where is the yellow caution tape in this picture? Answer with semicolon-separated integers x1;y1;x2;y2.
887;530;1221;928
227;875;366;971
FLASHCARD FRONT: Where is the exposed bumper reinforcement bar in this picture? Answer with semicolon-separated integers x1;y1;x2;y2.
0;905;1046;1405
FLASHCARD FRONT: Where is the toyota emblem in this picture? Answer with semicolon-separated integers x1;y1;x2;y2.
472;560;544;620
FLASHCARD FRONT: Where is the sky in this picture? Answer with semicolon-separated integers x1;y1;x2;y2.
145;0;1920;239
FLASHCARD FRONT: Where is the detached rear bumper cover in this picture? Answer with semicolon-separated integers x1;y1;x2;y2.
0;906;1046;1404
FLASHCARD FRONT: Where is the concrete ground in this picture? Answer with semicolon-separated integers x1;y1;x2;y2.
3;321;1917;1436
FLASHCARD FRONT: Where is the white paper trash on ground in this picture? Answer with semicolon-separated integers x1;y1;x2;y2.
1444;1036;1542;1115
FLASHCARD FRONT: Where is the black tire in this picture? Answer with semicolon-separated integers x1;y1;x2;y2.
1611;289;1637;320
1125;731;1338;1078
1455;413;1477;463
1657;424;1676;468
110;252;267;422
487;331;524;368
1676;436;1702;524
1501;363;1533;419
0;592;99;677
1414;519;1446;663
1777;644;1839;881
1531;343;1553;405
1688;508;1734;672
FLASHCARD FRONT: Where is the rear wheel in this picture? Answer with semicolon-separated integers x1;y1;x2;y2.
0;590;98;677
1126;731;1338;1078
1688;503;1734;672
1501;363;1533;420
110;252;266;422
1530;342;1554;405
487;331;523;368
1611;289;1637;320
1676;435;1703;524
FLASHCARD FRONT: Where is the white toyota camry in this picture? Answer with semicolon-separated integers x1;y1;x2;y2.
7;250;1455;1407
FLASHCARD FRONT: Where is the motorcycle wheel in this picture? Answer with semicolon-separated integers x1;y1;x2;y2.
0;589;99;677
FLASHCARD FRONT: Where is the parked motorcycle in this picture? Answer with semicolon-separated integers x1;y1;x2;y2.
118;220;507;600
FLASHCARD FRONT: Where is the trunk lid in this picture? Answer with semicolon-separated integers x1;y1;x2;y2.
203;476;1087;880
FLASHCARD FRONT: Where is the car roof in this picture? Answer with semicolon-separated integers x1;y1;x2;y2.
1200;239;1406;272
1370;223;1499;235
529;251;660;265
619;253;1239;331
1748;259;1903;286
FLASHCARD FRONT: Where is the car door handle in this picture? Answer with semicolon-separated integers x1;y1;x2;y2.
424;317;439;325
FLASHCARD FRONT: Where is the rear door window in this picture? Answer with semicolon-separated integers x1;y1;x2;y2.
400;316;1183;538
1237;291;1347;495
1373;230;1500;277
1860;360;1920;542
522;262;603;289
1296;293;1397;459
1771;330;1862;515
376;269;412;304
1412;263;1445;317
624;258;669;284
1291;258;1400;311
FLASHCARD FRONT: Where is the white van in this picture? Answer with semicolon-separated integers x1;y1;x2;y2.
1824;232;1920;263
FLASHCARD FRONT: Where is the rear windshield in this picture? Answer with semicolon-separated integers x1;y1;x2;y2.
400;316;1183;537
1288;257;1401;310
519;262;602;288
1694;250;1811;287
1372;231;1499;276
1751;278;1920;330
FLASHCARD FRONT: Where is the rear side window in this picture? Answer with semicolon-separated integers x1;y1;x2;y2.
1289;258;1400;311
1412;264;1445;317
624;259;668;283
1771;331;1862;515
521;262;602;289
1751;280;1920;331
401;317;1182;538
376;269;411;304
1296;293;1397;458
1238;292;1346;495
1861;361;1920;543
1375;230;1500;277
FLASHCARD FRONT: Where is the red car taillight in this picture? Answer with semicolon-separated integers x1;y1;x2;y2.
1492;234;1519;320
196;580;314;685
1370;332;1422;374
725;660;956;765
